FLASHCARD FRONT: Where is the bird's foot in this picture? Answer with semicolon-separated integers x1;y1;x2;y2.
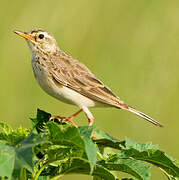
49;115;78;128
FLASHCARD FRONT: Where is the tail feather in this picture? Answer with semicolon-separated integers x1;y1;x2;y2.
118;103;163;127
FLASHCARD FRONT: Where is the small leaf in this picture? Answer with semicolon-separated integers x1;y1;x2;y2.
79;126;98;173
30;109;51;133
0;122;13;134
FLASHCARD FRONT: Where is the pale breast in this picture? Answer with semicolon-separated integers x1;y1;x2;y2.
31;56;96;108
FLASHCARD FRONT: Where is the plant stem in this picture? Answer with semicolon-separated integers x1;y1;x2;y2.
33;161;49;180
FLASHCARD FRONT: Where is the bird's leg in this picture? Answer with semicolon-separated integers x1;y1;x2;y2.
70;109;83;118
88;118;94;126
82;106;94;126
49;109;83;128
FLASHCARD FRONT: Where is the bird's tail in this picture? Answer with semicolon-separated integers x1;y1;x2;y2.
118;102;163;127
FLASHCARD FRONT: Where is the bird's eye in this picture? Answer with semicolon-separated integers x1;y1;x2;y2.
38;34;44;39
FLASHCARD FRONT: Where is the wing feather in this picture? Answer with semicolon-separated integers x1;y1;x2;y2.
49;52;163;127
50;53;122;107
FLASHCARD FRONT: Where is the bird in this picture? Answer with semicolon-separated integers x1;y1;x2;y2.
14;29;163;128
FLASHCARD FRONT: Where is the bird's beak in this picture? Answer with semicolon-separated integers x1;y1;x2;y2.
14;30;35;41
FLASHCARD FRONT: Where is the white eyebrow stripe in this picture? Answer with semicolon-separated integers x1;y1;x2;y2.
42;32;51;39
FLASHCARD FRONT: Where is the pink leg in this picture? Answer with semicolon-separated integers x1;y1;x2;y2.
88;118;94;126
81;107;94;126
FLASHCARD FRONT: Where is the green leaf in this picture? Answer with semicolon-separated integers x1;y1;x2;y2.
57;157;116;180
1;109;179;180
47;123;98;173
19;168;27;180
30;109;51;133
47;122;84;148
92;128;125;150
38;176;48;180
120;137;179;178
0;123;30;146
0;122;13;134
13;131;47;178
79;126;98;173
124;137;159;151
101;154;151;180
0;142;15;179
0;122;13;143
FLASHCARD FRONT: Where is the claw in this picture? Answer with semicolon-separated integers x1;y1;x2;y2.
49;115;78;128
49;109;83;128
63;117;78;128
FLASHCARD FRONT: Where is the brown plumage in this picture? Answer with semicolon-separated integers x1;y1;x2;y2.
14;29;163;127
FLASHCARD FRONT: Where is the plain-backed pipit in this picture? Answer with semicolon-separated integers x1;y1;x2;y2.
14;29;163;128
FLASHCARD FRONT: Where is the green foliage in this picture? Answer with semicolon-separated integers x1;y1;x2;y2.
0;109;178;180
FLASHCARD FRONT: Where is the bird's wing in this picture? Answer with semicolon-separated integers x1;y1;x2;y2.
50;53;163;127
50;54;123;107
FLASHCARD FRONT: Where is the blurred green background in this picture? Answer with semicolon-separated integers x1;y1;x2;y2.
1;0;179;179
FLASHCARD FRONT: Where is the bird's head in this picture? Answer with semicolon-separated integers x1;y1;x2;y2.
14;29;59;54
